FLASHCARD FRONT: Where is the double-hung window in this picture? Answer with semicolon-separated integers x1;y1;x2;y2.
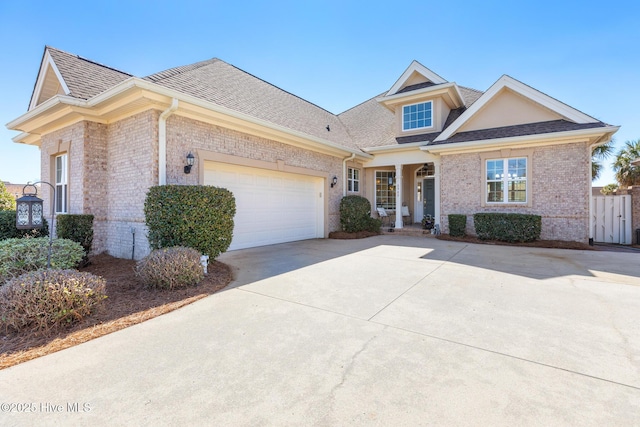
375;171;396;209
55;154;68;213
402;101;433;131
486;157;527;203
348;167;360;192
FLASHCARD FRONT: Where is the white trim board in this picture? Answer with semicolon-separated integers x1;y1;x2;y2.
435;75;599;142
29;49;71;111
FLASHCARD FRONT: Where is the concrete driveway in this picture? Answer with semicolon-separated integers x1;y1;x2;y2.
1;236;639;425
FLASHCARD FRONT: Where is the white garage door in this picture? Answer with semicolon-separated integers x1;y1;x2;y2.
204;162;324;250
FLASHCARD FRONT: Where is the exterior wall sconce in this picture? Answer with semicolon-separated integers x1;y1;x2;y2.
15;181;56;268
184;152;195;174
330;176;338;188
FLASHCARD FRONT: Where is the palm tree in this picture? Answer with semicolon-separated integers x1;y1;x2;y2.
592;140;614;180
613;139;640;186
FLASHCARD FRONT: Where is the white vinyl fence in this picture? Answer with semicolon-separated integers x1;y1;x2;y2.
592;195;632;244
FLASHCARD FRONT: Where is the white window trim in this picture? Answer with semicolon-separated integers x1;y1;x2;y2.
347;167;360;193
480;149;532;208
55;153;68;214
402;100;434;132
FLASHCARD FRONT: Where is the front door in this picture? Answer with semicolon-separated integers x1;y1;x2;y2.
423;178;435;217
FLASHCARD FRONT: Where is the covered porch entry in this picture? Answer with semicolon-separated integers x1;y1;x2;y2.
362;147;441;229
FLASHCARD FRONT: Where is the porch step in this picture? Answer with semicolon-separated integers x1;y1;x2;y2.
380;226;436;237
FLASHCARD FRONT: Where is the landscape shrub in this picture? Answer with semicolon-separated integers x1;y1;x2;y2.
0;210;48;240
448;214;467;237
473;213;541;242
144;185;236;259
135;246;204;290
0;269;107;333
0;238;84;284
57;214;94;266
340;195;381;233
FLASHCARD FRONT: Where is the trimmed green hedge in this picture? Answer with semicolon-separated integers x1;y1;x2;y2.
57;214;94;265
473;213;541;242
0;210;49;240
144;185;236;259
448;214;467;237
0;237;85;284
339;196;381;233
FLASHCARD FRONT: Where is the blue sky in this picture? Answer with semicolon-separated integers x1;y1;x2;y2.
1;0;638;187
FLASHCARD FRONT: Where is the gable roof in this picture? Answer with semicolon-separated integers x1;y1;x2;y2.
435;75;600;142
14;47;617;155
29;47;131;110
385;60;447;96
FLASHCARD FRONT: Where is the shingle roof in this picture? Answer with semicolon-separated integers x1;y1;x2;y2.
46;47;131;100
429;119;609;145
143;59;357;149
337;94;397;149
396;81;440;93
39;47;607;153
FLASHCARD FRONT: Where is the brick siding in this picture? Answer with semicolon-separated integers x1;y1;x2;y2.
440;142;591;242
39;111;344;259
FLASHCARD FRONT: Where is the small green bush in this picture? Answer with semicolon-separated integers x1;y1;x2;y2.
144;185;236;259
448;214;467;237
0;269;107;333
0;210;49;240
57;214;94;265
340;195;381;233
135;246;204;290
0;238;85;284
473;213;541;242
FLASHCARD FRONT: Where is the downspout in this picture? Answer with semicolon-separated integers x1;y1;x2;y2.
158;98;179;185
342;153;356;197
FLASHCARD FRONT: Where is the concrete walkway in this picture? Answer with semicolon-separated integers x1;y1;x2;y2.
1;236;639;425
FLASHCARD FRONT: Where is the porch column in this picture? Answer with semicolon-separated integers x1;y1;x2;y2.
434;160;441;229
395;164;403;229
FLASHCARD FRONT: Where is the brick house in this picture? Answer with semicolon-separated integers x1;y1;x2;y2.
7;47;619;258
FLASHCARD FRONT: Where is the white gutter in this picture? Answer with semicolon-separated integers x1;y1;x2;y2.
363;140;429;154
342;153;356;197
8;77;372;160
158;98;178;185
423;126;621;154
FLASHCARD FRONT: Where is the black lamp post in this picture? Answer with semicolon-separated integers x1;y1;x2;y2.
15;182;56;269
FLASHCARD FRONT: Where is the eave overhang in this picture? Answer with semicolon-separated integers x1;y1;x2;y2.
422;126;620;155
8;78;372;161
377;82;465;112
362;140;429;154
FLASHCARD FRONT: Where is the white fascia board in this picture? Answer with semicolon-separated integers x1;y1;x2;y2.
7;95;86;130
129;79;372;159
385;60;448;96
631;157;640;166
28;50;71;111
11;77;373;160
435;75;599;142
425;126;620;154
378;82;463;107
363;141;429;154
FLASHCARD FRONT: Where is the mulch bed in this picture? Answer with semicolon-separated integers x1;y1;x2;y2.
0;253;233;370
436;234;595;250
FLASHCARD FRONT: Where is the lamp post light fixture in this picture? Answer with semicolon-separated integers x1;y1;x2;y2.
15;181;56;269
330;176;338;188
184;152;195;174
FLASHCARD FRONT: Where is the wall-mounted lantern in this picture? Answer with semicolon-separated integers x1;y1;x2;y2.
184;152;195;174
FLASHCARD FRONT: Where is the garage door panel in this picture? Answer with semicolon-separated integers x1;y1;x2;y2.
204;162;324;250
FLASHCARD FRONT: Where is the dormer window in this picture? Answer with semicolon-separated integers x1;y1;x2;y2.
402;101;433;131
